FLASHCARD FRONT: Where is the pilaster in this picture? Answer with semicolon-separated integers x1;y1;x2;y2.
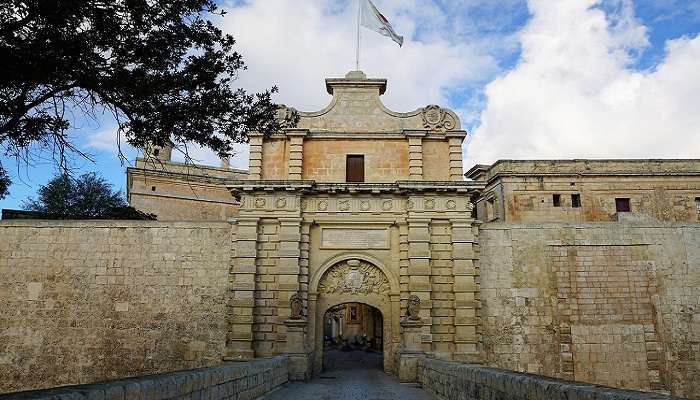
407;217;432;350
286;130;307;180
277;218;303;322
451;219;481;362
225;217;259;360
446;132;466;181
248;132;264;180
429;219;454;358
406;131;425;181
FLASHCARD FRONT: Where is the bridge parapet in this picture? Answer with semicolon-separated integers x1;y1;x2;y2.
417;358;687;400
0;356;289;400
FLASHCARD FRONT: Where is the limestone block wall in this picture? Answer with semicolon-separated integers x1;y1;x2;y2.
0;357;289;400
0;221;232;393
479;222;700;399
302;139;410;182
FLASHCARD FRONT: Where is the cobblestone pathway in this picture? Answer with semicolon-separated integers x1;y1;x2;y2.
261;350;436;400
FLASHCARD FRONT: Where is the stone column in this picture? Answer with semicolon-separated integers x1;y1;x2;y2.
225;217;259;360
451;219;480;362
248;132;264;180
446;132;466;181
287;130;307;180
406;131;425;181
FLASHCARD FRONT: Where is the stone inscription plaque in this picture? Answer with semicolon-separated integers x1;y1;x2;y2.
321;228;389;249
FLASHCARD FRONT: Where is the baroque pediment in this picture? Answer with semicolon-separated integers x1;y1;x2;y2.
279;71;461;133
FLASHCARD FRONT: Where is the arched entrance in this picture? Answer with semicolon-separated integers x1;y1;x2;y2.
322;303;383;371
308;254;400;375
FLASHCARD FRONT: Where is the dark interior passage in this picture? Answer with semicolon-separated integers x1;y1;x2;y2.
322;303;383;371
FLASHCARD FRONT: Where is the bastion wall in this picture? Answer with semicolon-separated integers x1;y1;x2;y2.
0;221;232;393
479;222;700;399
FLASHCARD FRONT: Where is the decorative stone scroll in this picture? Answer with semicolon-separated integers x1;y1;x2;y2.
422;105;458;132
318;260;390;296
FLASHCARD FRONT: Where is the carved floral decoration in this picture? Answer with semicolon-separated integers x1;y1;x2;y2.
318;260;390;296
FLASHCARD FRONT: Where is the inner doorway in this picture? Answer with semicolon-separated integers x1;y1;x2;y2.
322;303;383;372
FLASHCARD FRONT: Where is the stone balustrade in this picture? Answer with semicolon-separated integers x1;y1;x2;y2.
417;358;687;400
0;357;289;400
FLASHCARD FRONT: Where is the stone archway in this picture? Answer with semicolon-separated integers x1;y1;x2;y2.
309;257;399;374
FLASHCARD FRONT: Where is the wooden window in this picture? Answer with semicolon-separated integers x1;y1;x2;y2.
346;155;365;182
616;198;631;213
571;194;581;208
552;194;561;207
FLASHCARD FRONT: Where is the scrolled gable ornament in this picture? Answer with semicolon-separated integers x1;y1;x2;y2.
421;105;458;132
276;105;300;129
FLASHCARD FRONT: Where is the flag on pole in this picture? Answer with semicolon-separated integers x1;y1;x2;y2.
360;0;404;47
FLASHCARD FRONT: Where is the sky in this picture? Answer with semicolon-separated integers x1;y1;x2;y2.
2;0;700;210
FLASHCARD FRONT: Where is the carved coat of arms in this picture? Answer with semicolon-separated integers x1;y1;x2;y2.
318;260;390;295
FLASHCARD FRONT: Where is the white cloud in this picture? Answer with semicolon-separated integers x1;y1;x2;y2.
219;0;499;114
210;0;505;169
467;0;700;165
85;125;119;152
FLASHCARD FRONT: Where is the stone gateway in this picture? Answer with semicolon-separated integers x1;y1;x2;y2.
1;71;699;399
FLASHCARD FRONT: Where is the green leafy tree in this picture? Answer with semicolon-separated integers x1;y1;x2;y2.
22;172;154;219
0;0;297;198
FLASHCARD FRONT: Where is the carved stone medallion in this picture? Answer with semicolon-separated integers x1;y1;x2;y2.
382;200;393;211
424;199;435;210
276;198;287;209
318;260;390;296
318;200;329;211
255;198;266;208
360;201;371;211
446;200;457;210
422;105;457;131
339;200;350;211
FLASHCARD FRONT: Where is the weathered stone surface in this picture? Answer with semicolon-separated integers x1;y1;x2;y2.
469;159;700;223
0;221;231;393
417;358;686;400
0;356;289;400
479;222;700;399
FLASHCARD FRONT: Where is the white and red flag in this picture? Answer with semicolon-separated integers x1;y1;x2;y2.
360;0;404;47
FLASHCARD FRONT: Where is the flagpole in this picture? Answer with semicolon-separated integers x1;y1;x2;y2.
356;0;361;71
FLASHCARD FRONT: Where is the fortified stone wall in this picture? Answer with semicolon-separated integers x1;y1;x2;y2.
470;159;700;224
479;222;700;399
0;221;233;393
128;159;246;221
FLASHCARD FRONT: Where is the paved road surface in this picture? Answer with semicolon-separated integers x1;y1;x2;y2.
261;350;436;400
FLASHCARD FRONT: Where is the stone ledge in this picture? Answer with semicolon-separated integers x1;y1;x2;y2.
0;357;289;400
417;358;686;400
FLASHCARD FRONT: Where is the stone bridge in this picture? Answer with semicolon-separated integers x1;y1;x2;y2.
0;351;685;400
